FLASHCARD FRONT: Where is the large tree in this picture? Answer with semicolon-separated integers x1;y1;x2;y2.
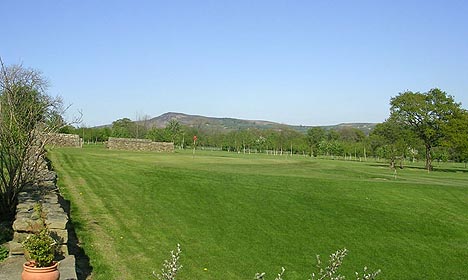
390;88;462;171
443;109;468;166
0;61;65;219
111;118;135;138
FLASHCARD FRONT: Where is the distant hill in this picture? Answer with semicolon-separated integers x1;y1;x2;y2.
138;112;377;134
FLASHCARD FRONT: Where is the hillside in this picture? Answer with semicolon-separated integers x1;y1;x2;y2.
141;112;377;134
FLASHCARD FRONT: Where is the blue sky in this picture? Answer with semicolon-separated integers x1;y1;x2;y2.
2;0;467;127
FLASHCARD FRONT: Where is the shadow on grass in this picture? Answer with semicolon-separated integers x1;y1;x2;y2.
58;194;93;280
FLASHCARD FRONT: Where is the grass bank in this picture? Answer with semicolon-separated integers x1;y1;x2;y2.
49;145;468;279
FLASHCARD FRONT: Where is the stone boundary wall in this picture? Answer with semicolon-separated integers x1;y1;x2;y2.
10;171;68;256
7;157;77;279
107;137;174;152
10;173;69;256
47;133;82;148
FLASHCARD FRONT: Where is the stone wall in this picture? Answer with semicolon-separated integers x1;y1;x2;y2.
10;171;69;255
107;137;174;152
7;155;77;279
10;177;69;256
47;133;82;148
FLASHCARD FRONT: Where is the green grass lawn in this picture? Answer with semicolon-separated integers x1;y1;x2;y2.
49;145;468;279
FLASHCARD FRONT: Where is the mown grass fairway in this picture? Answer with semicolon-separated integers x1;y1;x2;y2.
49;145;468;279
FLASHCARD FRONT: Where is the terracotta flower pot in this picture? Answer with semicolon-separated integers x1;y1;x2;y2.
22;261;60;280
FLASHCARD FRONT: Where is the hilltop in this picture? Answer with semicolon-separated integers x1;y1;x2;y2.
138;112;376;134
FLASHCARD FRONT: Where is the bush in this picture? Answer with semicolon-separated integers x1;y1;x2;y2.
22;229;58;267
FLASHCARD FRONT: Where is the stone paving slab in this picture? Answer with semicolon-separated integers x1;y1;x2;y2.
0;255;77;280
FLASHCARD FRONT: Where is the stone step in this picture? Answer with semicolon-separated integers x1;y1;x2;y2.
0;255;77;280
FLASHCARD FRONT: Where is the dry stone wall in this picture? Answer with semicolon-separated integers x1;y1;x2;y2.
107;137;174;152
47;133;82;147
7;153;77;279
11;179;69;256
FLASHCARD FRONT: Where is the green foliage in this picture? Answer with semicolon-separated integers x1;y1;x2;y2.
0;245;8;262
443;109;468;163
336;127;365;143
390;88;463;170
369;120;418;168
307;127;326;156
166;119;182;144
111;118;136;138
147;127;171;142
22;229;57;267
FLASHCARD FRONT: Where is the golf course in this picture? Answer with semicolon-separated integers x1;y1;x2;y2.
48;145;468;279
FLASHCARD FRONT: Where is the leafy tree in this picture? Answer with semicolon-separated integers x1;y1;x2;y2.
390;88;462;171
443;109;468;165
337;127;365;142
307;127;326;157
326;129;340;141
146;128;170;142
318;140;343;157
369;120;416;168
111;118;135;138
166;119;182;144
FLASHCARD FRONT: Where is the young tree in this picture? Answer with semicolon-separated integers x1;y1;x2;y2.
306;127;326;157
147;128;171;142
390;88;462;171
166;119;182;145
369;120;416;168
0;61;66;219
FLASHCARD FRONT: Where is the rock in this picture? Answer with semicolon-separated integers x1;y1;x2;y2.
57;245;69;256
50;229;68;244
43;193;59;204
16;203;34;214
13;232;30;243
7;241;24;256
58;255;77;279
12;217;43;232
45;213;68;229
42;203;63;214
39;171;57;182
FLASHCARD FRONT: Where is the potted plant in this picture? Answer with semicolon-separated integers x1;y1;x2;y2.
21;228;60;280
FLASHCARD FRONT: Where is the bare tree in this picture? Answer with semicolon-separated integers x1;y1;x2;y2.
0;59;77;220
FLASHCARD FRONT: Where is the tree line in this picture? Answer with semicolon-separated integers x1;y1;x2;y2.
1;59;466;221
62;88;468;171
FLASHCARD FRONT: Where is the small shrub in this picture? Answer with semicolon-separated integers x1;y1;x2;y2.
153;245;380;280
256;248;380;280
153;244;182;280
22;229;58;267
